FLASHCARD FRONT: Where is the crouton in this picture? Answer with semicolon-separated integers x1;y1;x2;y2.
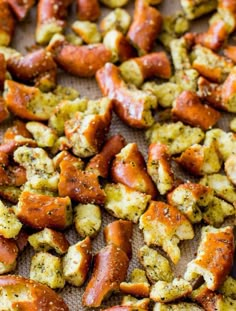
72;21;101;44
120;269;150;297
153;302;203;310
180;0;217;20
225;154;236;186
0;200;22;239
26;122;58;148
122;295;150;310
0;0;15;46
100;8;131;35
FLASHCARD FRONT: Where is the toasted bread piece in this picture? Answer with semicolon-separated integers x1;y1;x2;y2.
72;21;101;44
153;302;203;310
180;0;217;20
127;0;162;55
184;226;234;290
219;276;236;299
225;154;236;185
82;244;129;307
167;183;214;223
30;252;65;289
104;183;151;223
139;245;173;283
0;275;69;310
150;278;192;303
0;0;14;46
96;63;157;129
147;143;174;195
100;0;129;9
0;200;22;239
139;201;194;264
111;143;157;198
26;122;58;148
74;203;102;238
15;191;72;230
28;228;70;255
146;121;204;155
63;237;92;286
104;220;133;259
0;235;18;274
120;269;150;298
76;0;100;21
100;8;131;35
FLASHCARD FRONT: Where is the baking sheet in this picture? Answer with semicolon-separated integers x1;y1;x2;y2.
1;0;234;310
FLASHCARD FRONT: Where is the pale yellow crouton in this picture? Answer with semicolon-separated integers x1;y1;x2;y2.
62;237;91;287
170;37;191;71
52;85;79;101
103;30;126;63
0;47;20;60
139;245;173;283
104;183;151;223
204;129;236;161
0;201;22;239
202;196;236;227
65;33;83;46
150;278;192;303
26;122;58;147
28;228;70;255
184;226;234;291
74;203;102;238
99;0;129;9
50;136;71;155
0;261;16;275
225;155;236;186
180;0;217;20
143;82;182;108
200;174;236;204
219;276;236;299
0;186;21;204
121;295;150;310
153;302;203;311
174;69;199;92
230;118;236;132
14;146;59;192
139;201;194;264
48;98;88;135
146;121;204;155
72;21;101;44
100;8;131;35
30;252;65;289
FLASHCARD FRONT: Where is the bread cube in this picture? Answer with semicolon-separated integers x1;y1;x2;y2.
120;269;150;297
0;200;22;238
100;8;131;35
180;0;217;20
26;122;58;147
72;21;101;44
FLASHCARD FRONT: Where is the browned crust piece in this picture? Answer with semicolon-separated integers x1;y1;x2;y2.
76;0;100;21
16;191;71;230
0;0;15;46
82;244;129;307
111;143;158;199
96;63;156;129
7;0;35;21
0;53;6;91
172;91;221;130
58;159;106;205
7;49;57;89
86;134;126;178
104;219;133;259
0;275;69;310
0;235;18;266
127;0;162;55
48;37;112;78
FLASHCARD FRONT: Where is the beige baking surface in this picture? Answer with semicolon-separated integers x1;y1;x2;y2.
0;0;234;310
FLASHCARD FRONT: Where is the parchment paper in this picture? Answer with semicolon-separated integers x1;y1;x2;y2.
0;0;234;310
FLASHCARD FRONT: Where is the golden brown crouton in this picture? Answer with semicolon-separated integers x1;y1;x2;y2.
15;191;72;230
76;0;100;21
28;228;70;255
63;237;92;287
36;0;72;45
139;245;173;283
0;275;69;310
150;278;192;303
58;160;106;205
184;226;234;290
120;52;171;87
96;63;157;129
175;143;222;176
0;235;18;274
7;49;57;91
139;201;194;264
30;252;65;289
82;244;129;307
74;203;102;238
47;34;112;77
104;183;151;223
104;220;133;259
147;143;174;195
120;269;150;297
65;98;112;158
127;0;162;55
0;0;14;46
111;143;157;198
86;134;126;178
167;183;214;223
172;91;221;130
